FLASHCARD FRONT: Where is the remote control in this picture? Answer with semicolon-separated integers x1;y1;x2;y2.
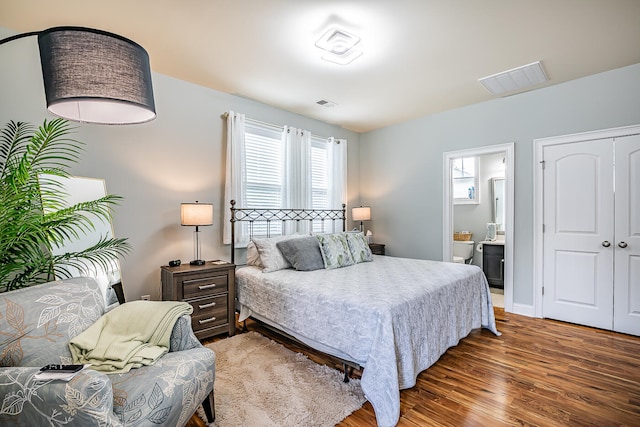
40;364;84;373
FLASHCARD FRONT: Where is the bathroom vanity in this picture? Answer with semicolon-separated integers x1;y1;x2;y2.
481;241;504;289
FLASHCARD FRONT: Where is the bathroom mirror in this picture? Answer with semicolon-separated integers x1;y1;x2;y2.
492;177;505;229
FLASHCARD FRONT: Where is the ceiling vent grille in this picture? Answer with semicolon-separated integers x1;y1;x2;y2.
479;61;549;95
316;99;337;108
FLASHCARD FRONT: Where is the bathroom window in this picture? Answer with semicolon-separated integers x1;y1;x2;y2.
452;157;479;204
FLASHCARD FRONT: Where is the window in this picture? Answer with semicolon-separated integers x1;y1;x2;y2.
452;156;479;204
245;123;283;210
224;111;347;244
243;123;283;237
310;136;331;233
241;122;342;237
310;136;329;210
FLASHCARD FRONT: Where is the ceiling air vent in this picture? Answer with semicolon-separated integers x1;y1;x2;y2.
479;61;549;95
316;99;337;108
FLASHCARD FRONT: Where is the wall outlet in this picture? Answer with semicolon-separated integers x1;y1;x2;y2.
140;294;150;301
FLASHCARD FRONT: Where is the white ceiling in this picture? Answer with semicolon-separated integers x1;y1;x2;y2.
2;0;640;133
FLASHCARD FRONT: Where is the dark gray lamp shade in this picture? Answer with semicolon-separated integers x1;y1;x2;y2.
37;27;156;125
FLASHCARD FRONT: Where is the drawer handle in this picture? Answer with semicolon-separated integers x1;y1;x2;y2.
198;284;217;290
198;317;217;324
198;302;216;309
183;276;224;285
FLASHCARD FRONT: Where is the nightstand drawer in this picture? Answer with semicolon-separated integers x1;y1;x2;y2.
189;294;228;318
191;300;229;332
182;274;228;299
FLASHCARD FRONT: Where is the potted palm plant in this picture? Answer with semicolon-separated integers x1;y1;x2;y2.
0;119;130;292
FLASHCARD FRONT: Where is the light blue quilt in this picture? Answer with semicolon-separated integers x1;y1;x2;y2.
236;256;499;427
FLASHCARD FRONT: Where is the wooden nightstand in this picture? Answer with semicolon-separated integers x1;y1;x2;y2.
161;261;235;340
369;243;385;255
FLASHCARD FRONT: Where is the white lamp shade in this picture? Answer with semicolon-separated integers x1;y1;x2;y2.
181;203;213;226
352;206;371;221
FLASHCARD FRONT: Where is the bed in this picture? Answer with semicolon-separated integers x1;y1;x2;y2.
230;201;500;427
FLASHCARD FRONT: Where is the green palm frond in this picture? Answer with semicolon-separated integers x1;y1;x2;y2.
52;235;131;278
0;121;35;179
26;119;83;173
42;195;124;244
0;119;130;292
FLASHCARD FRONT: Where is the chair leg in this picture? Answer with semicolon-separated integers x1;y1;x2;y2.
202;391;215;423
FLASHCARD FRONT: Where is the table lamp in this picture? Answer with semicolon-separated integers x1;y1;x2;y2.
352;206;371;232
181;201;213;265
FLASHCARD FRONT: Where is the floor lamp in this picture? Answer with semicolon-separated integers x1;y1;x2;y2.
1;26;156;124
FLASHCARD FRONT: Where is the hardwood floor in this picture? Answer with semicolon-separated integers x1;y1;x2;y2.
188;308;640;426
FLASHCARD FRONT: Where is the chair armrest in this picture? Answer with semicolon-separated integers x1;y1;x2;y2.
109;347;215;426
169;314;202;352
0;367;121;426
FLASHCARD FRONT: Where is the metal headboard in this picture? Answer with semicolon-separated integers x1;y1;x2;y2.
229;199;347;264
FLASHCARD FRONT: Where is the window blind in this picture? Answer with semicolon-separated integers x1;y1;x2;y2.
225;112;346;243
245;123;282;209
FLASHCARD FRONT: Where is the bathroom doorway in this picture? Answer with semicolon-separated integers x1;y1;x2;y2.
443;143;514;312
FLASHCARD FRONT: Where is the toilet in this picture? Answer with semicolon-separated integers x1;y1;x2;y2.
452;240;474;264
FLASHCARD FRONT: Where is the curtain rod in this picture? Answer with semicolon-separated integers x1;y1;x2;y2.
222;112;337;142
221;112;282;131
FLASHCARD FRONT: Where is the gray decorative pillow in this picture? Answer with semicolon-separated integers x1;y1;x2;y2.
276;236;325;271
344;231;373;263
316;233;354;269
252;234;304;272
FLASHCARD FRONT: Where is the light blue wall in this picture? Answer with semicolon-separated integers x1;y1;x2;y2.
3;25;640;308
0;27;361;300
359;62;640;306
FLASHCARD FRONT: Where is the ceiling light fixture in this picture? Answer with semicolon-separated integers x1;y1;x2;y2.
478;61;549;96
315;27;362;65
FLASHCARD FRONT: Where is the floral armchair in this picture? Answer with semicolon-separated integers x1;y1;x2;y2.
0;277;216;426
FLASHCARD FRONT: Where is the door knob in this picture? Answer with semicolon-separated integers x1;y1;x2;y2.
618;241;628;248
602;241;611;247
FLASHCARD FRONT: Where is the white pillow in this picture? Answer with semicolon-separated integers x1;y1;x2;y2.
246;241;263;267
252;234;305;272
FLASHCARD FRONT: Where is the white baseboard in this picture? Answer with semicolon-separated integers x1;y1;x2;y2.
511;303;535;317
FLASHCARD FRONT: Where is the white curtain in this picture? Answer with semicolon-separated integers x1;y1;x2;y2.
328;137;347;217
283;127;312;234
223;111;246;244
223;112;348;242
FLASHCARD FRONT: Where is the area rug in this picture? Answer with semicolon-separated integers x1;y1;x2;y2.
203;331;366;426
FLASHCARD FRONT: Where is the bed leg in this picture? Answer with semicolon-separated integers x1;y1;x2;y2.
343;363;351;383
242;319;248;332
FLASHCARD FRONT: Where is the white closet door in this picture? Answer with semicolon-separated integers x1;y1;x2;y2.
613;134;640;335
542;139;614;329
